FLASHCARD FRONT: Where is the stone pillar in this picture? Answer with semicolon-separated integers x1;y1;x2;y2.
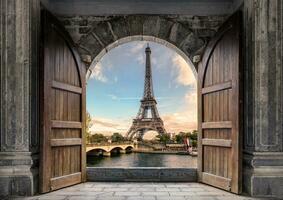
0;0;40;196
120;149;126;154
103;152;111;157
243;0;283;197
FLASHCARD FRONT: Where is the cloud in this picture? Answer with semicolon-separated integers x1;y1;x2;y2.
172;55;196;86
89;63;108;82
90;117;130;136
107;94;175;101
161;89;197;133
107;94;118;100
129;42;145;54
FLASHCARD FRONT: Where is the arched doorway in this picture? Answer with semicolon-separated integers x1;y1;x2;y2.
40;10;242;194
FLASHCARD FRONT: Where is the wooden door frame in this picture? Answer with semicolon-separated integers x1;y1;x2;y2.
39;10;87;193
197;12;243;193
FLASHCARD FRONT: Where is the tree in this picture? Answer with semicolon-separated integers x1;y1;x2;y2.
89;133;108;143
111;132;125;143
174;132;190;143
188;130;198;147
85;111;93;144
155;134;171;144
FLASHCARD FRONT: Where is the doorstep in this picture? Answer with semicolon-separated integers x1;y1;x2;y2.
87;167;197;182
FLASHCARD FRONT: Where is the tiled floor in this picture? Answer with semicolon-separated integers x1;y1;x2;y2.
18;182;273;200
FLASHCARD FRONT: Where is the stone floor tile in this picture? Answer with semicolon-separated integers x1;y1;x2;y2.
103;188;129;192
18;182;270;200
142;192;170;196
156;197;186;200
78;187;104;192
127;196;156;200
114;192;141;196
128;187;155;192
166;184;193;188
156;188;181;192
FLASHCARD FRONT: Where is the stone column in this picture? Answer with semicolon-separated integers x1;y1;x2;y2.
0;0;40;196
243;0;283;197
103;152;111;157
120;149;127;154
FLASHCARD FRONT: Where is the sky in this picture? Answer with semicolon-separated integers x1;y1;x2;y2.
86;41;197;139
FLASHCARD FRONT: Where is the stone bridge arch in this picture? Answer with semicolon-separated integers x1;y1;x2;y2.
60;15;226;75
86;144;135;153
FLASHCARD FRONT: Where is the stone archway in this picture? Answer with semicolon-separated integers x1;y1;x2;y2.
59;15;227;73
87;36;197;79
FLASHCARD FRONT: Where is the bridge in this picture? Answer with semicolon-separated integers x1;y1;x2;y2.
86;143;135;156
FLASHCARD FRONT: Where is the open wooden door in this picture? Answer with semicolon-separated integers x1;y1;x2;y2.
197;13;242;194
39;11;86;193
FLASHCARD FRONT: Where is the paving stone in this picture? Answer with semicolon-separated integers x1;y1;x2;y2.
84;188;104;192
104;188;129;192
142;192;170;196
180;187;206;192
156;188;181;192
127;196;156;200
128;187;155;192
20;182;269;200
156;197;186;200
166;184;192;188
114;192;141;196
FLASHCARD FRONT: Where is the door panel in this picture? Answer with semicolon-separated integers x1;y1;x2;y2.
198;12;242;194
40;11;86;193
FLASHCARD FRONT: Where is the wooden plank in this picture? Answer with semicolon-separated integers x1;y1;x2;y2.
202;139;232;147
202;172;231;191
202;81;232;94
202;121;232;129
50;172;81;191
51;120;82;129
51;138;82;147
52;80;82;94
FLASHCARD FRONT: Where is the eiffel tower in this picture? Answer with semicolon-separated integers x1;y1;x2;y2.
126;44;166;141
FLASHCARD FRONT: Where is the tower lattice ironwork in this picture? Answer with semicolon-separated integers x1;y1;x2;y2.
126;45;166;140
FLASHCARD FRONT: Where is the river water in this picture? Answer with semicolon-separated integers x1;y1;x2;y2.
87;152;197;168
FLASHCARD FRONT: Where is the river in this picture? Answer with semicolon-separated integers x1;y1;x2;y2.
87;152;197;168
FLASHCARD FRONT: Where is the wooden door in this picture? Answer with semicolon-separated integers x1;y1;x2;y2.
197;13;242;194
39;11;86;193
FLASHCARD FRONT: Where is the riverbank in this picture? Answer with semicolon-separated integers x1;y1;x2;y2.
87;152;197;168
133;149;198;156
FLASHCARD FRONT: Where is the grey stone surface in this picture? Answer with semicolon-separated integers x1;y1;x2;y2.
87;168;197;182
19;182;271;200
242;0;283;198
41;0;241;16
58;14;227;75
0;0;40;196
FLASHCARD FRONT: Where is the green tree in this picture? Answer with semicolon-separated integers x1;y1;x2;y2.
174;132;190;143
111;132;125;143
188;130;198;147
155;134;171;144
85;111;93;144
89;133;108;143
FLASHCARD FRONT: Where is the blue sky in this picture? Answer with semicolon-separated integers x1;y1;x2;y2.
87;41;197;138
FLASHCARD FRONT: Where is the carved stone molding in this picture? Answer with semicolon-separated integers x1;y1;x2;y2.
244;0;283;152
0;0;40;152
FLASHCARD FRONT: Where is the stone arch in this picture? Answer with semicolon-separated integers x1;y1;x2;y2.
65;15;217;75
125;145;134;150
86;35;197;79
86;147;107;153
109;147;123;152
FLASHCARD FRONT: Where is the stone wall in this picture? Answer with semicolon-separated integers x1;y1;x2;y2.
0;0;40;196
58;15;227;74
243;0;283;198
